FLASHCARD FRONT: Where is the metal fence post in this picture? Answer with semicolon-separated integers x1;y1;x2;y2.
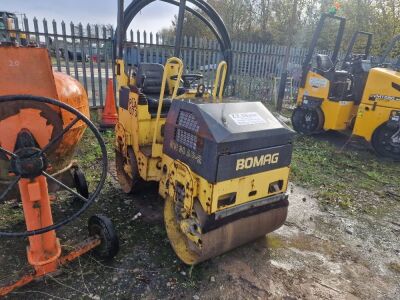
87;24;96;106
61;21;70;75
52;20;62;71
78;23;88;94
70;22;79;80
14;17;21;45
95;25;104;106
23;16;30;44
33;17;40;44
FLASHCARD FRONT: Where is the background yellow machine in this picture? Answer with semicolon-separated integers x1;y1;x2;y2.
114;0;294;264
0;12;27;45
292;13;400;159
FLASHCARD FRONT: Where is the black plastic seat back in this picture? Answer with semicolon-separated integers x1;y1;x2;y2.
316;54;334;73
136;63;166;94
352;60;371;104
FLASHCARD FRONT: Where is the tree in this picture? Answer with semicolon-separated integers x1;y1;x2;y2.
158;0;400;56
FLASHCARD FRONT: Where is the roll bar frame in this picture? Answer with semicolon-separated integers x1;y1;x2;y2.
116;0;233;85
300;13;346;87
341;31;373;68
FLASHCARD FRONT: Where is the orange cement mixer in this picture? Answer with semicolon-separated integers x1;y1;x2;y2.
0;46;90;199
0;45;119;296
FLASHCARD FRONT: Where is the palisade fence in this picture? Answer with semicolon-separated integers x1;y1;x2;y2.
1;17;114;107
123;33;311;105
1;16;328;108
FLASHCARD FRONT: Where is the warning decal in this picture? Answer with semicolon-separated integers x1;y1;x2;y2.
309;77;328;88
229;112;266;126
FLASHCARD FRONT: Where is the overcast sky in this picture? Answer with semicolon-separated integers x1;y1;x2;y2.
0;0;177;33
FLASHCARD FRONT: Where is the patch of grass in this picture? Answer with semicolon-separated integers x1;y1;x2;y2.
74;123;115;184
290;135;400;210
0;202;24;228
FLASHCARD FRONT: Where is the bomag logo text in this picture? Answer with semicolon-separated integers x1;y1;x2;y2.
236;153;279;171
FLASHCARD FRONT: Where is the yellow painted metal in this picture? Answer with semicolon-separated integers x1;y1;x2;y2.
164;195;199;265
115;59;129;91
175;90;210;100
164;58;184;99
116;54;290;209
159;154;289;215
296;70;357;131
212;61;227;102
353;104;395;142
115;55;291;264
151;57;184;157
296;71;329;105
164;159;197;216
352;68;400;141
359;67;400;110
321;100;357;131
116;98;164;182
160;151;289;266
115;55;214;177
297;65;400;143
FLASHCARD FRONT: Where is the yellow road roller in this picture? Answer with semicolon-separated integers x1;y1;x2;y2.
114;0;294;264
292;13;400;159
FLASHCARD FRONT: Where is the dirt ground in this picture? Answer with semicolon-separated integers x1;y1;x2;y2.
0;130;399;299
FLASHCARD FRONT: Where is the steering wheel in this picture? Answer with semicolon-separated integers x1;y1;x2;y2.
196;84;206;97
0;95;108;238
170;74;203;88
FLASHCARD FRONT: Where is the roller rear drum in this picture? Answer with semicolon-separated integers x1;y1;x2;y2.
164;195;288;265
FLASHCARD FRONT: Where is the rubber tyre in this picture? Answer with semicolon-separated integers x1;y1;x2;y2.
88;215;119;260
291;106;324;135
371;123;400;160
73;167;89;198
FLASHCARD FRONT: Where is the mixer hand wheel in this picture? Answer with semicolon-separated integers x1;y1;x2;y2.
0;95;108;238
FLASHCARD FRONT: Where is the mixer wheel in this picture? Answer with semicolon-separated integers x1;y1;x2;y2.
72;167;89;203
88;215;119;260
0;95;108;238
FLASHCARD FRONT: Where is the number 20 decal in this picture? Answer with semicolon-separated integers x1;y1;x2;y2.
9;60;20;67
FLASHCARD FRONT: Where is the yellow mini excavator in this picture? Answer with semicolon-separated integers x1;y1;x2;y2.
292;13;400;159
114;0;294;264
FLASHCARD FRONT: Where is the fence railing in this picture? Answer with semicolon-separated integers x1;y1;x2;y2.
1;16;114;107
1;16;340;107
123;31;311;101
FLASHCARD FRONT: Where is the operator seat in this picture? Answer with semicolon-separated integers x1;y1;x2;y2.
136;63;172;118
351;59;371;104
316;54;334;74
316;54;350;101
